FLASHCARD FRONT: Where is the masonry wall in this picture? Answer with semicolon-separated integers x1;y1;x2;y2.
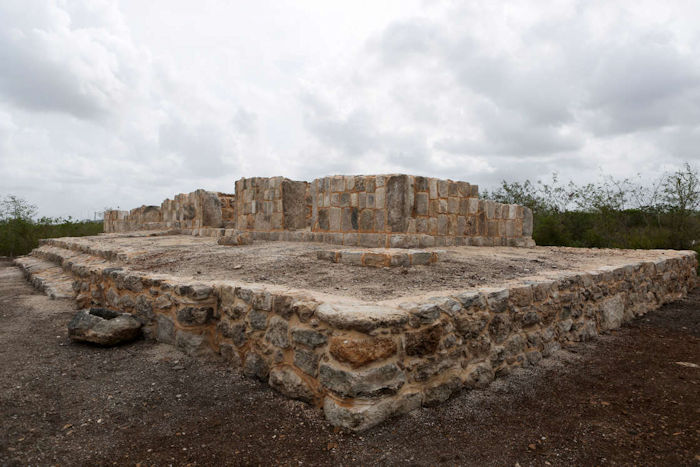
310;174;534;248
34;237;696;431
234;177;310;231
104;190;235;233
104;174;534;247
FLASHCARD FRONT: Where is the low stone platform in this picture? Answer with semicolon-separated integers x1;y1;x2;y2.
15;233;697;430
317;248;442;267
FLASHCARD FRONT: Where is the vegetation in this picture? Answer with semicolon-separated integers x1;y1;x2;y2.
482;163;700;254
0;196;102;257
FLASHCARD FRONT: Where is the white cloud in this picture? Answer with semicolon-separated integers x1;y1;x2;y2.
0;0;698;218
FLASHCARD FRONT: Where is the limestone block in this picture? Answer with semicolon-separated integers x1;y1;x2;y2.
319;363;406;398
387;175;410;232
269;366;314;402
329;336;397;368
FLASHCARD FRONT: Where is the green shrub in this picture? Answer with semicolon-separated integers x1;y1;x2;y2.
0;196;103;257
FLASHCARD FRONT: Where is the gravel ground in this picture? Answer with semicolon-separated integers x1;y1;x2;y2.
1;258;698;466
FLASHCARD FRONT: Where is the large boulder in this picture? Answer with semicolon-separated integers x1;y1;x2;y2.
68;308;142;346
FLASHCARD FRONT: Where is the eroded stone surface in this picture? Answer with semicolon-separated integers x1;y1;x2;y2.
68;308;141;346
329;336;397;368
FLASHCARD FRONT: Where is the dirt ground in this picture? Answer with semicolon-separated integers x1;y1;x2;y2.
1;258;698;466
63;235;684;301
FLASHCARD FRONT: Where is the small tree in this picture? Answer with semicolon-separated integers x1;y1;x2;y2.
0;195;37;221
661;163;700;249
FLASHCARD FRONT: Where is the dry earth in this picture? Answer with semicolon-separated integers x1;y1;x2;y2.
0;258;699;466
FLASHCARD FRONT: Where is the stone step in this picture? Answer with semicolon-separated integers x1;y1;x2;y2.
13;256;76;300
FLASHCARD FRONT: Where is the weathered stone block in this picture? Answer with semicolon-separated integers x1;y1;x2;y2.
387;175;410;232
319;363;406;398
294;348;320;376
176;306;213;326
265;315;290;348
404;324;442;356
269;366;314;402
243;352;269;381
330;336;397;368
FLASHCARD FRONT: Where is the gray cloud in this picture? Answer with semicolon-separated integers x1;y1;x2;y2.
1;0;699;218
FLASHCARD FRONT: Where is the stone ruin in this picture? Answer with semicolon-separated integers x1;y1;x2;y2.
15;174;697;431
104;174;535;248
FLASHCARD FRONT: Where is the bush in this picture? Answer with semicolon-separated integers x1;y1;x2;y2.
483;164;700;252
0;196;103;257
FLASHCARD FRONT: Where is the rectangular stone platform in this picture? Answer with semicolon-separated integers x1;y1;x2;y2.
17;233;697;431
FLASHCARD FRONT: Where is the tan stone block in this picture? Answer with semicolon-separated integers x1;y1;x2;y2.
429;199;439;216
429;178;438;199
459;198;468;216
448;215;458;235
366;194;375;209
448;181;459;196
429;218;438;235
415;193;429;215
487;220;499;237
448;197;459;214
359;233;385;247
345;176;355;191
505;220;516;237
375;187;386;208
331;193;340;207
358;192;367;209
468;198;479;214
439;199;448;214
416;217;429;233
438;180;449;198
364;253;389;268
331;176;345;192
329;207;341;231
375;209;385;232
359;209;374;231
376;175;385;187
343;233;358;246
329;336;397;368
407;218;416;233
437;215;448;235
350;193;358;207
508;204;519;219
457;216;467;236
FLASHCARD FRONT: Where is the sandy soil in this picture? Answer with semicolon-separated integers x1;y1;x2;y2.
1;258;698;465
63;235;685;301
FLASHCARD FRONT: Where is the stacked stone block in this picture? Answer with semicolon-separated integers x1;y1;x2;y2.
104;189;233;233
234;177;310;231
317;249;442;267
218;193;237;227
33;237;697;431
104;174;535;248
311;174;534;248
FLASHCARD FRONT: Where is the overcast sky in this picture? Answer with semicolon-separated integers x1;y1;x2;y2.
1;0;699;219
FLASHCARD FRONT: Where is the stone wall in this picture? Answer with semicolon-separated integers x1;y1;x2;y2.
104;190;235;233
35;237;697;431
234;177;310;231
104;174;534;247
310;174;533;248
